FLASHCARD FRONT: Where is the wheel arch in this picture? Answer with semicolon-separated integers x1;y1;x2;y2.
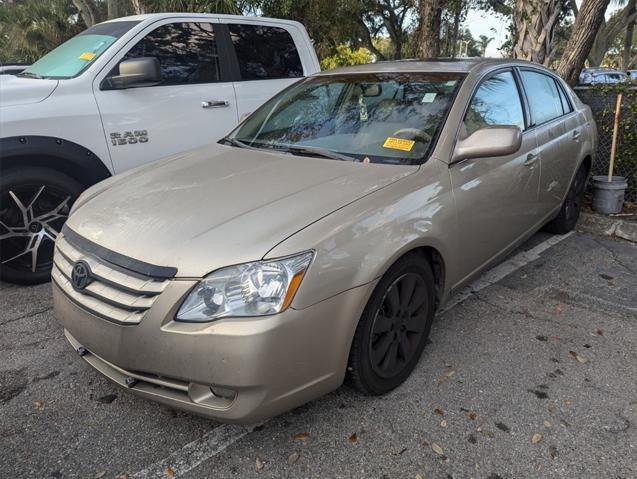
0;136;112;188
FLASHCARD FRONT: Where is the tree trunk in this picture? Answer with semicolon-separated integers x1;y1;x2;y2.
513;0;562;65
130;0;146;15
419;0;442;58
72;0;99;27
557;0;611;85
107;0;119;20
451;2;462;58
624;0;636;69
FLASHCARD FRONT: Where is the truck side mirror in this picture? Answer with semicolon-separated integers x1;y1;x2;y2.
103;57;161;90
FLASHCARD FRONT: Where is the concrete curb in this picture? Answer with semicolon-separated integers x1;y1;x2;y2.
577;211;637;243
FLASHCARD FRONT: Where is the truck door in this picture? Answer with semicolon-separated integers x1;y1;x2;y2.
93;18;239;173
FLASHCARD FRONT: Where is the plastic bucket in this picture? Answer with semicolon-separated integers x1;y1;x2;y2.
592;175;627;215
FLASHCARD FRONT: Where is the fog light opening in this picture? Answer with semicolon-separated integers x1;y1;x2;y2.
210;386;236;400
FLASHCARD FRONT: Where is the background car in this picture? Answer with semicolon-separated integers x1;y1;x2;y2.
579;67;629;84
0;13;319;285
53;59;597;423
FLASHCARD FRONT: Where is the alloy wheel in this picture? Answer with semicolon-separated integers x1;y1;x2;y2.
0;185;71;273
369;273;429;378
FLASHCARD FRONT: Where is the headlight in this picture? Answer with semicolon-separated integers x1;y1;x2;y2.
176;251;314;322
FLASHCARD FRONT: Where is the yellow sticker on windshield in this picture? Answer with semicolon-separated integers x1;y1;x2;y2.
79;52;96;61
383;137;415;152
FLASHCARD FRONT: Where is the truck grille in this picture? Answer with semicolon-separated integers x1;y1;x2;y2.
52;232;170;325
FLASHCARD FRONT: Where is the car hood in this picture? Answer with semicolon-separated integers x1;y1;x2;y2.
66;145;418;277
0;75;59;107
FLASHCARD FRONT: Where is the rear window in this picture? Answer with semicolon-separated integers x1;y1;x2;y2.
520;70;564;126
228;24;303;80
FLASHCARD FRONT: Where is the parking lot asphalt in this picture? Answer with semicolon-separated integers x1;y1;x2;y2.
1;231;636;479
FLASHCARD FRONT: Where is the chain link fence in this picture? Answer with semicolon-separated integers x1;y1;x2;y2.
574;85;637;203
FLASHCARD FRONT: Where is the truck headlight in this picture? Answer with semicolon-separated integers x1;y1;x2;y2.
176;251;314;322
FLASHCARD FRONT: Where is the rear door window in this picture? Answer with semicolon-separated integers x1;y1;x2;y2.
464;70;525;135
520;70;564;125
121;22;221;86
228;24;303;80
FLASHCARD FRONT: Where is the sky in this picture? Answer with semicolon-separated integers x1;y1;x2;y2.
465;2;625;58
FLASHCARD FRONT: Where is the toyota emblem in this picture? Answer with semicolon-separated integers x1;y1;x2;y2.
71;260;92;290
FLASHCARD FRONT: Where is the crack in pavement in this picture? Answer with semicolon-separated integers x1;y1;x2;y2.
0;306;53;327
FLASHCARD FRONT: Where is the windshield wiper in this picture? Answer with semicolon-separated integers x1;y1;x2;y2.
280;145;359;162
219;136;261;151
17;71;43;79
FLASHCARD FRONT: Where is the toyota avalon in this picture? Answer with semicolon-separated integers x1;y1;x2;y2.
52;59;596;423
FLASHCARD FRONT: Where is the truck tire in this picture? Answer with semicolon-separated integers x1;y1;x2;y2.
0;167;83;285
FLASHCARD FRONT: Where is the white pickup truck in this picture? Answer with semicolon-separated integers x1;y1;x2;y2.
0;13;320;284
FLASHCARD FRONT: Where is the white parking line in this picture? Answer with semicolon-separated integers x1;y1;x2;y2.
439;232;574;313
131;232;573;478
130;423;262;478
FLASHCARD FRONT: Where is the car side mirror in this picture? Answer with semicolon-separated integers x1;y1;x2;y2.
104;57;161;90
452;126;522;163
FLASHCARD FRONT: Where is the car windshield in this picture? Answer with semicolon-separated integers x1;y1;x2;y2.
20;21;139;79
228;72;463;164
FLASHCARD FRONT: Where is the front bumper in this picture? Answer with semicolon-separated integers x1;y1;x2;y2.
53;279;374;423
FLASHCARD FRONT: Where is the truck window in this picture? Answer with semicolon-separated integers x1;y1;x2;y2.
228;24;303;80
121;22;221;86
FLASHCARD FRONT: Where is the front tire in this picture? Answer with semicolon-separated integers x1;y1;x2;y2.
0;167;82;285
348;253;436;395
543;163;588;235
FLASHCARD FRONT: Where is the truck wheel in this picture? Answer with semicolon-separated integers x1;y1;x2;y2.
0;167;83;285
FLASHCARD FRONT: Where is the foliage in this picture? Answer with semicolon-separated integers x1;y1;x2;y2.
0;0;85;64
320;44;374;70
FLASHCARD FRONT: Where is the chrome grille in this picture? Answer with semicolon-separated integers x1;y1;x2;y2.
52;233;170;325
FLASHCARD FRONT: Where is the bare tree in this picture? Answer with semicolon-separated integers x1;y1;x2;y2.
419;0;442;58
557;0;611;85
72;0;99;26
512;0;563;65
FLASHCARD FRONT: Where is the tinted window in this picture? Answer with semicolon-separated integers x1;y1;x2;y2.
229;24;303;80
122;22;220;86
464;70;524;135
520;70;563;125
556;80;572;114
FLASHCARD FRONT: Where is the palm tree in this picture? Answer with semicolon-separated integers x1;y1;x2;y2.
478;34;494;56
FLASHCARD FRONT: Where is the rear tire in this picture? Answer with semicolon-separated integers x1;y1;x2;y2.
543;163;588;235
348;253;436;395
0;167;83;285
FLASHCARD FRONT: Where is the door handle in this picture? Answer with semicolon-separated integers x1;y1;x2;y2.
572;129;581;141
201;100;229;109
524;153;540;167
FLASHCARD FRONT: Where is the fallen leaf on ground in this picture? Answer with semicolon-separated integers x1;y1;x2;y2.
532;433;542;444
416;474;424;479
421;440;429;448
287;452;300;465
596;329;604;336
445;370;456;377
549;446;559;460
348;432;358;444
569;351;588;364
115;474;129;479
166;467;175;477
554;304;563;314
468;410;477;421
434;408;444;416
440;420;448;428
431;443;444;455
34;400;44;409
255;457;264;471
543;420;552;428
564;400;572;406
94;472;106;479
293;432;310;442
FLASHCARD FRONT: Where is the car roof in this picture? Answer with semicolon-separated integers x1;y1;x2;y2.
102;12;304;28
315;58;553;76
